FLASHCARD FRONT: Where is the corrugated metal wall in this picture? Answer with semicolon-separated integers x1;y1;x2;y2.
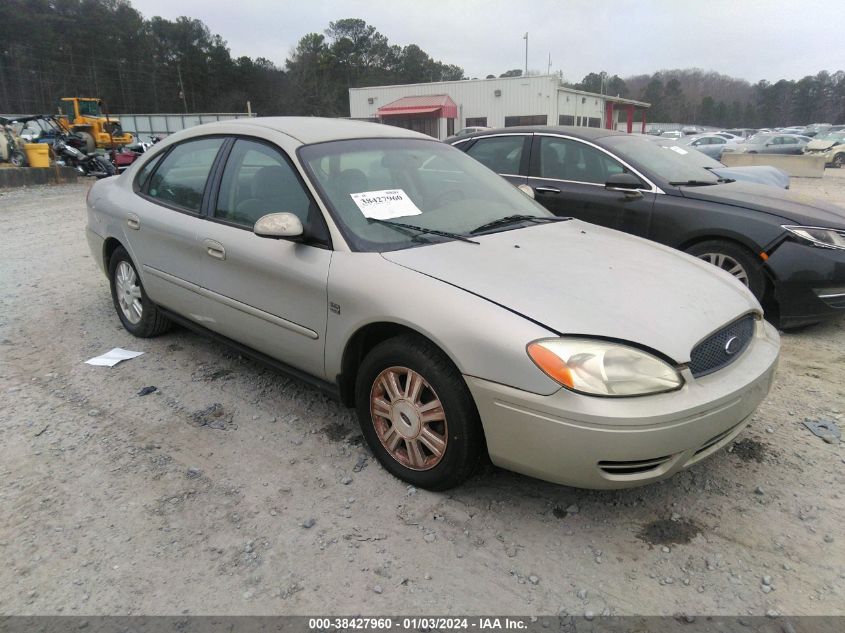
113;112;255;137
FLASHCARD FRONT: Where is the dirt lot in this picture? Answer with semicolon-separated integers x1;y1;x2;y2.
1;172;843;616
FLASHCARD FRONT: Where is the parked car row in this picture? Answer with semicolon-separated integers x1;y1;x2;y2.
448;126;845;329
85;118;843;493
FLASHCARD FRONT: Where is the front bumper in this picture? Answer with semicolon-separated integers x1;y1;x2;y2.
766;240;845;327
466;319;779;489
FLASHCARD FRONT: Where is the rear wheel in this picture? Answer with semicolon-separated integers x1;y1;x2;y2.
10;150;26;167
833;153;844;168
686;240;766;301
108;247;172;337
355;335;483;490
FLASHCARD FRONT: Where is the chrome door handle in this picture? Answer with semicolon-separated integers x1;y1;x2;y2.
534;186;561;194
126;214;140;230
203;239;226;260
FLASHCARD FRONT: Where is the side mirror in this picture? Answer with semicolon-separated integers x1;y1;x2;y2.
516;184;535;199
605;172;644;192
254;212;304;240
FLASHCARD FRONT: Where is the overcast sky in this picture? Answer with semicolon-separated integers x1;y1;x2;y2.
130;0;844;83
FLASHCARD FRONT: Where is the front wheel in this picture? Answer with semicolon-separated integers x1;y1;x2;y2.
686;240;766;301
108;247;172;337
355;335;484;490
832;153;844;168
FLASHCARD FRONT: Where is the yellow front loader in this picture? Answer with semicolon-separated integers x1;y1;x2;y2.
57;98;134;152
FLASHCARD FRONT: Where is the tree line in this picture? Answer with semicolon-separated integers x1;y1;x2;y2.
568;68;845;127
1;1;843;128
0;1;462;117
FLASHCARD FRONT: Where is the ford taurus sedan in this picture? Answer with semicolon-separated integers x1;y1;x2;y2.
450;126;845;328
86;118;779;490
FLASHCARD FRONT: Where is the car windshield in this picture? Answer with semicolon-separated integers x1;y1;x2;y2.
656;144;722;169
600;135;719;185
815;132;845;142
299;138;553;252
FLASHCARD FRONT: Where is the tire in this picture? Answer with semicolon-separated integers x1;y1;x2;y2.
94;155;116;178
355;335;484;490
108;246;172;337
10;150;26;167
686;240;766;301
833;153;845;168
76;130;95;154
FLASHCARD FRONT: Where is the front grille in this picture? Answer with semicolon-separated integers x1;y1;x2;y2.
598;455;672;476
689;314;755;377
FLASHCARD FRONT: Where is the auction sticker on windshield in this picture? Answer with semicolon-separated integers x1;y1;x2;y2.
350;189;423;220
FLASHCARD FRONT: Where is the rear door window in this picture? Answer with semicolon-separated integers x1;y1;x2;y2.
465;136;525;175
146;137;225;213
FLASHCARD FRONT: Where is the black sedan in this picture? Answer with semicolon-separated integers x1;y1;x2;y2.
450;126;845;328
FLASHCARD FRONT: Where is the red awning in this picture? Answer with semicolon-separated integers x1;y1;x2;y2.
378;95;458;119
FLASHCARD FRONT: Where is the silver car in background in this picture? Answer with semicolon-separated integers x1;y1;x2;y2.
86;118;779;490
723;133;808;155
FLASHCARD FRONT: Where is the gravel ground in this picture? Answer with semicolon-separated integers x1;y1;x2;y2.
1;171;844;616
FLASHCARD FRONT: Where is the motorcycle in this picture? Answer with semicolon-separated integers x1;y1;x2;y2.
47;118;115;178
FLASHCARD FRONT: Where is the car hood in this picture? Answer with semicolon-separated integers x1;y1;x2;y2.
677;181;845;228
709;165;789;189
381;221;758;363
805;139;841;151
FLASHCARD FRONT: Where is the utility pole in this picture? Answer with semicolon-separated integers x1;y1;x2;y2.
523;33;528;77
176;61;188;114
547;53;551;75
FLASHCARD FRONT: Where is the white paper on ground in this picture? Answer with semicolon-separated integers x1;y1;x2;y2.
85;348;144;367
350;189;423;220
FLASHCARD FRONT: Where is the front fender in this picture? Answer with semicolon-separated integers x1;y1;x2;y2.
325;252;561;396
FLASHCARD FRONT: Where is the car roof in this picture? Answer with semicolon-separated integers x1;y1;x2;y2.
450;125;627;143
176;116;429;144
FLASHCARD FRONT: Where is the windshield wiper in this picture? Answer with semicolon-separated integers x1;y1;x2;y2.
668;180;719;186
368;218;479;244
470;215;571;235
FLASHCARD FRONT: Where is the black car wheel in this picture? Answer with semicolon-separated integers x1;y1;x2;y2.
108;247;172;337
355;334;484;490
686;240;766;301
833;153;845;168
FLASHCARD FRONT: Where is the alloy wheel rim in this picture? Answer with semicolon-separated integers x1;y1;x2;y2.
115;261;143;324
370;366;448;471
696;252;749;286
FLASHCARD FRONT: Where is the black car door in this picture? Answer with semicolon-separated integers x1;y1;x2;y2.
526;134;655;234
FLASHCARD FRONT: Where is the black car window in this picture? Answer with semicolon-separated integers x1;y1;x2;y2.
538;136;626;184
146;137;224;212
215;139;312;229
782;136;797;144
465;136;524;174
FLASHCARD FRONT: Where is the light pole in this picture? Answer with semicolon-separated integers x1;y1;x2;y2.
523;32;528;76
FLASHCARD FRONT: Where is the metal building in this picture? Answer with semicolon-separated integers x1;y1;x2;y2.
349;74;649;140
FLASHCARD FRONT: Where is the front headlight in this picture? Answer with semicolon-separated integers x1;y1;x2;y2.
783;225;845;250
527;338;684;397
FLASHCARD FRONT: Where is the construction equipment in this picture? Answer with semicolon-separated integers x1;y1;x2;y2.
0;116;29;166
57;98;133;152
